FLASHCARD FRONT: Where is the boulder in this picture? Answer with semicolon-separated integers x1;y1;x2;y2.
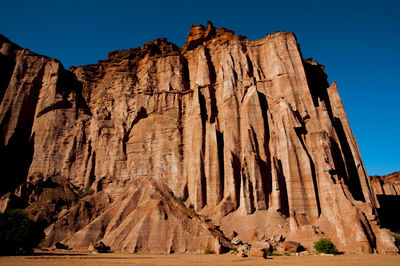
93;241;111;253
55;242;69;250
284;241;301;253
248;247;266;258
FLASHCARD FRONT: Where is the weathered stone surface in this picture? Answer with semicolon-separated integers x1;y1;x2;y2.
0;22;398;254
370;172;400;197
284;241;301;253
248;247;266;258
370;171;400;235
252;240;272;252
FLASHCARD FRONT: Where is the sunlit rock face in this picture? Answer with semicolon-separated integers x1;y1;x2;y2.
0;22;397;254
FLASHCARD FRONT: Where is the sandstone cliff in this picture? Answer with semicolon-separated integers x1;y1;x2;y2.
0;22;397;254
371;172;400;197
370;172;400;234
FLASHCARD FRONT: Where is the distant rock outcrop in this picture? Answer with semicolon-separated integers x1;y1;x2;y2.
370;172;400;197
0;22;398;254
370;172;400;233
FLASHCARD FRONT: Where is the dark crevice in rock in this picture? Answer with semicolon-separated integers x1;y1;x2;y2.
257;92;273;209
57;69;92;118
122;107;148;155
37;99;73;118
303;60;334;121
180;56;190;91
19;64;45;130
88;151;96;187
329;137;350;184
183;183;189;200
198;88;207;208
0;132;35;195
274;157;289;217
249;126;259;154
216;130;225;203
334;117;365;202
177;96;184;161
246;54;254;78
204;47;216;84
200;153;207;209
208;85;218;123
247;178;255;213
0;62;44;195
0;53;15;102
0;109;11;142
198;89;208;126
376;195;400;232
204;47;218;123
83;140;93;182
231;153;242;208
359;212;377;251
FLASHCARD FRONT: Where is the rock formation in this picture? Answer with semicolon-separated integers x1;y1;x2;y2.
370;172;400;197
370;172;400;234
0;22;398;254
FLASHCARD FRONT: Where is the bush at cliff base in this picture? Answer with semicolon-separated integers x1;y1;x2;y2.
313;238;337;254
0;209;44;255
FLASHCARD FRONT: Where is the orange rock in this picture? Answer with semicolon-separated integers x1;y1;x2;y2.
248;247;266;258
284;241;300;253
0;22;398;254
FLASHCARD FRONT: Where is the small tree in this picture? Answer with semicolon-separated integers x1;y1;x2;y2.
314;238;337;254
0;209;45;255
203;244;213;254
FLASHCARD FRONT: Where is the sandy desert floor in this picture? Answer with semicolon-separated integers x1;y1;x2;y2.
1;251;400;266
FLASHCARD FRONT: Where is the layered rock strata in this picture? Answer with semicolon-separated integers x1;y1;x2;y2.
370;172;400;197
0;22;397;253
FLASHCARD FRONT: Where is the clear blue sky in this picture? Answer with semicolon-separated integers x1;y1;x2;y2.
1;0;399;175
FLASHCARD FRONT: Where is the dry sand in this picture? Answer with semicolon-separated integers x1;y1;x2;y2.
1;251;399;266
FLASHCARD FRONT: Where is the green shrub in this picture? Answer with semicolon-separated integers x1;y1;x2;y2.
394;235;400;251
78;186;94;199
264;250;282;256
0;209;45;255
314;238;337;254
203;245;213;254
177;195;186;203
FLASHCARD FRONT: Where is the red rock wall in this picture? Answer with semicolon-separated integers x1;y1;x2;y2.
371;172;400;197
0;23;397;253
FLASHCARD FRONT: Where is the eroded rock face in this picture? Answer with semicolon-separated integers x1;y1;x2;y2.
371;172;400;197
0;22;398;253
370;172;400;234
